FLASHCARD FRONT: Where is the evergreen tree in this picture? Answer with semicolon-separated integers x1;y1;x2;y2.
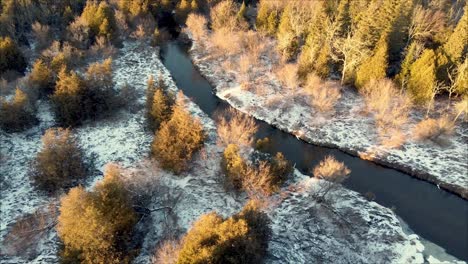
407;49;438;103
256;0;280;35
443;4;468;64
0;36;27;74
355;34;389;89
334;0;352;38
221;143;247;190
151;92;205;174
237;1;247;21
29;59;54;95
177;201;271;263
396;41;423;88
51;69;85;126
175;0;191;24
57;166;137;263
276;4;299;61
146;75;173;130
31;128;87;193
0;88;36;132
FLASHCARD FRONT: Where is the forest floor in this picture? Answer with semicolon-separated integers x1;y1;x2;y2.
0;41;462;264
188;37;468;199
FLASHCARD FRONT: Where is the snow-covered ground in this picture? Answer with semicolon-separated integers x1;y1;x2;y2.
188;37;468;199
0;40;463;263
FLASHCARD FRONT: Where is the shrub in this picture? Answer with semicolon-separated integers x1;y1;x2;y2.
222;144;290;196
221;144;248;190
57;166;137;263
152;239;181;264
29;59;54;95
177;201;271;263
312;156;351;202
216;108;258;147
275;63;299;90
305;74;341;113
0;88;36;132
361;79;412;131
255;137;272;152
151;93;205;174
31;128;87;193
412;116;455;143
51;59;118;126
186;13;208;43
0;36;27;75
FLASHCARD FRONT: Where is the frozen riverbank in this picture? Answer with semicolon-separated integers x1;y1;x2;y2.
187;38;468;199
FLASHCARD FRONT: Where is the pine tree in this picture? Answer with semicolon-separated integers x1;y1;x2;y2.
51;69;85;126
276;5;299;61
407;49;438;103
57;166;137;263
443;5;467;64
334;0;351;38
355;34;389;89
31;128;86;192
0;36;27;74
175;0;191;24
29;59;54;95
237;1;247;21
396;41;423;88
256;0;280;35
0;88;36;132
151;92;205;174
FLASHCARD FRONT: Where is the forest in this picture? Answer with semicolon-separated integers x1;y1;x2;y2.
0;0;467;263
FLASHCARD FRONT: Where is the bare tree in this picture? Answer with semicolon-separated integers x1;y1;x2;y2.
312;156;351;202
151;239;181;264
331;33;370;85
453;96;468;123
408;5;446;44
32;22;50;51
216;108;258;147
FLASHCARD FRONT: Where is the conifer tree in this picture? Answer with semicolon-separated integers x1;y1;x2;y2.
29;59;54;95
51;68;85;126
443;4;467;63
0;36;27;74
256;0;280;35
407;49;438;103
31;128;86;192
57;166;137;263
0;88;36;132
276;4;298;61
175;0;191;24
334;0;351;38
355;34;389;89
151;92;205;174
237;1;247;21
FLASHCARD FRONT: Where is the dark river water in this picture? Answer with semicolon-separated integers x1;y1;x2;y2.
160;41;468;260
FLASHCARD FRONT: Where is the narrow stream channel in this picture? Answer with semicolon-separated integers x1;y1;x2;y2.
160;40;468;260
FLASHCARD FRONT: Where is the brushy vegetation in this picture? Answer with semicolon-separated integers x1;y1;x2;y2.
151;92;205;174
0;88;37;132
31;128;87;193
173;200;271;264
57;165;137;263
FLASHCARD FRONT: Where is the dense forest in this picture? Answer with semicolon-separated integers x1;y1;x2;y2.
0;0;467;263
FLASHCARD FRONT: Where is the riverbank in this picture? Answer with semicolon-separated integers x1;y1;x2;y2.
186;36;468;200
2;40;460;263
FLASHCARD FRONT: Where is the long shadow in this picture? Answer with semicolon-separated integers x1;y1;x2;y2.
160;40;468;261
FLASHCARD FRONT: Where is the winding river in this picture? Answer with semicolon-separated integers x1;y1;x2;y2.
160;40;468;261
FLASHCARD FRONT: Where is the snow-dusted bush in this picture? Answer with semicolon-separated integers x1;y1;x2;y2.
275;63;299;90
312;156;351;202
186;13;208;43
305;73;341;113
31;128;87;193
152;239;181;264
412;116;454;143
216;108;258;147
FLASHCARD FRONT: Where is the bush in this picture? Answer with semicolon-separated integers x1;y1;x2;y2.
177;201;271;263
222;144;291;196
0;88;36;132
31;128;87;193
216;108;258;147
0;36;27;75
275;63;299;90
412;116;454;143
51;59;118;126
185;13;208;42
151;93;205;174
57;166;137;263
312;156;351;202
305;74;341;113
